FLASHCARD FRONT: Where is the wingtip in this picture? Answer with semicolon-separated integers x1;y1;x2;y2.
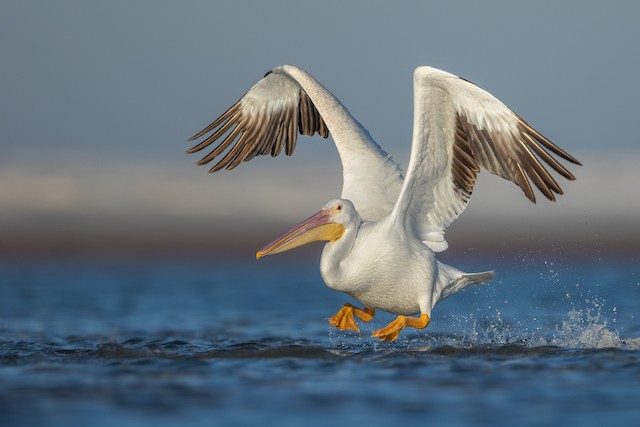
207;161;227;173
564;155;582;167
525;191;537;204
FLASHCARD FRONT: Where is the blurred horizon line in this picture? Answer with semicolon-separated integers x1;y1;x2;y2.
2;214;637;258
1;150;638;258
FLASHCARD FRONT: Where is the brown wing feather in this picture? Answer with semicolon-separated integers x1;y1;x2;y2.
456;112;580;203
187;77;329;172
451;116;480;201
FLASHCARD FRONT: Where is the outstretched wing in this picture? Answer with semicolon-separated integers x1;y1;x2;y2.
187;69;329;172
391;66;581;251
188;65;404;221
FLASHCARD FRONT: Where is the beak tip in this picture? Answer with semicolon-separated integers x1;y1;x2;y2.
255;251;263;260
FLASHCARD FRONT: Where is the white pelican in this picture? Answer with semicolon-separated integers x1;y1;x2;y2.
187;65;580;342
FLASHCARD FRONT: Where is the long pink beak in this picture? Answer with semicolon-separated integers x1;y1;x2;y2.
256;208;345;259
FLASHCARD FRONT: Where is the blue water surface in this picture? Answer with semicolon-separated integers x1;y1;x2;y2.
0;250;639;427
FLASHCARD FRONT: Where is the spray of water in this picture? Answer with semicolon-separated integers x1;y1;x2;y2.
549;300;640;350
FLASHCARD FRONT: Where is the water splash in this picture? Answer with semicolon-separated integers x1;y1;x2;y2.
414;298;640;351
550;304;639;350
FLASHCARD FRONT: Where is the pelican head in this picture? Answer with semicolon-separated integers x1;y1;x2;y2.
256;199;359;259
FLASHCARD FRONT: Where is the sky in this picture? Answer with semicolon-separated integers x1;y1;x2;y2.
1;1;639;254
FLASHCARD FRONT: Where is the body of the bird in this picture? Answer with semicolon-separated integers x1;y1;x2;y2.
320;215;440;316
257;198;494;340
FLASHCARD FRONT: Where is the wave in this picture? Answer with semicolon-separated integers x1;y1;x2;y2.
2;298;638;365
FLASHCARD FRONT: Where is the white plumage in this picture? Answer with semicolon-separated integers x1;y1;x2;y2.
188;65;580;341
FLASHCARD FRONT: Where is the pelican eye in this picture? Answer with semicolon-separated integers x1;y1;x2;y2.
336;204;343;211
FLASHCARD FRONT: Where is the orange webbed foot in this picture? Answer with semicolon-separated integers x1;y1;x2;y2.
329;303;375;332
372;313;430;342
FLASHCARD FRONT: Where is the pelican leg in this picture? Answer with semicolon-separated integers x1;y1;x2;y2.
372;313;430;342
329;303;375;332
